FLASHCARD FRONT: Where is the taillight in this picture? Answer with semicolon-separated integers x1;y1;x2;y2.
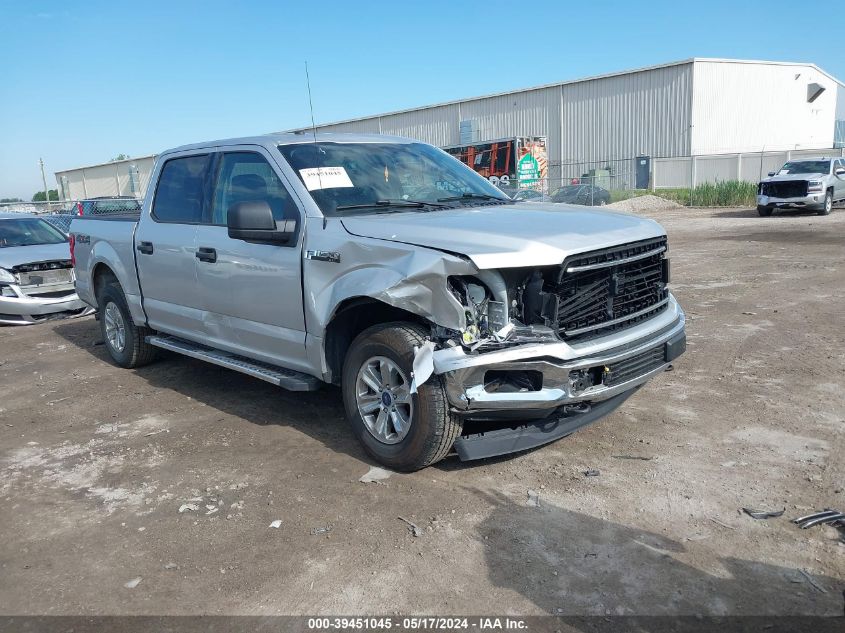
76;201;83;215
69;234;76;267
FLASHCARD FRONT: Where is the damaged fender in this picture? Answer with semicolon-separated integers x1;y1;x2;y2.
307;238;477;333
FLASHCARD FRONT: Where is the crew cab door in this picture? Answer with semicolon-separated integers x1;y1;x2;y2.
193;148;308;370
135;152;212;340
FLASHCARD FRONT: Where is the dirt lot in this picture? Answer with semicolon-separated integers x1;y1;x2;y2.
0;206;843;616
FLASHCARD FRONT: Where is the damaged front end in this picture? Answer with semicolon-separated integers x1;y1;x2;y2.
413;237;687;459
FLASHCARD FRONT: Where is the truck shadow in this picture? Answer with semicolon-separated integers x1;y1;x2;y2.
474;489;844;617
52;317;369;464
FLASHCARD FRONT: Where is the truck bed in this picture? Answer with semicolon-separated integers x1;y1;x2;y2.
70;215;141;314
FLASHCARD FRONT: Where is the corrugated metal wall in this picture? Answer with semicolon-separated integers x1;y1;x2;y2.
560;63;692;164
302;62;693;185
55;156;156;200
692;61;838;155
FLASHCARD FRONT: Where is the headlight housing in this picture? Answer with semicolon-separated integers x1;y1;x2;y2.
0;268;16;284
808;180;823;192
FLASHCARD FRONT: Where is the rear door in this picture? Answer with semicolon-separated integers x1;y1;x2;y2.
135;152;211;340
193;147;308;370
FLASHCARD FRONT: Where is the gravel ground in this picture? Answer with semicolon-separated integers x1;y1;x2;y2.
607;194;682;213
0;206;843;616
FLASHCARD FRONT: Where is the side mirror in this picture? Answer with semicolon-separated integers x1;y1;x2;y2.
835;167;845;176
767;171;776;177
227;201;295;244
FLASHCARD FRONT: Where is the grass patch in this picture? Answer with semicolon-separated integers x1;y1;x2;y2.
658;181;757;207
610;181;757;207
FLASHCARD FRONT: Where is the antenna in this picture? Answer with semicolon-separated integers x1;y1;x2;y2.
305;61;319;144
304;61;324;203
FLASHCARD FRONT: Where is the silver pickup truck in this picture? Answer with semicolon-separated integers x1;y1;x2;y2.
756;157;845;216
70;133;686;470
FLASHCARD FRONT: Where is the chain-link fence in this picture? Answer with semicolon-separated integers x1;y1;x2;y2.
0;198;142;233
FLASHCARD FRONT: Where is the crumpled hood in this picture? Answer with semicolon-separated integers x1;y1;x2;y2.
341;203;665;269
762;172;825;183
0;242;71;270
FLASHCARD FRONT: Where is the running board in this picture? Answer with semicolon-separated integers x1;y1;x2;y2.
146;335;320;391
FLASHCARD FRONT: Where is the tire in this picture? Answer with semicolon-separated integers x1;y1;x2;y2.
818;190;832;215
341;323;462;471
757;205;773;217
96;279;157;368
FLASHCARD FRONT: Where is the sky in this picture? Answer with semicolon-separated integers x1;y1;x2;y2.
1;0;842;199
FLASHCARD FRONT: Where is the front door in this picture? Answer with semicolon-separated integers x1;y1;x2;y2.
193;148;308;371
135;152;211;340
834;159;845;200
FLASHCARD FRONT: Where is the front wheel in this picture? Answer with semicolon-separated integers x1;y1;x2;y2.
342;323;462;471
818;190;832;215
757;205;773;217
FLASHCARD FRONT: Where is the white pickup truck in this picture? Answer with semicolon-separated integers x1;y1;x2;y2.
70;133;686;470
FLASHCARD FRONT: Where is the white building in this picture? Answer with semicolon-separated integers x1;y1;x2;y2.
55;58;845;198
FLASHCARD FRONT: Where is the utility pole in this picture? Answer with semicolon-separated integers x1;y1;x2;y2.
39;158;50;209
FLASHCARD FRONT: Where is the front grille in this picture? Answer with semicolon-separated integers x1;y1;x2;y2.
18;268;73;287
20;289;75;299
759;181;807;198
604;346;665;387
12;260;73;287
12;260;72;274
555;237;669;343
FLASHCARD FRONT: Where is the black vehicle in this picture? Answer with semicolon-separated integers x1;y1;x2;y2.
550;184;610;206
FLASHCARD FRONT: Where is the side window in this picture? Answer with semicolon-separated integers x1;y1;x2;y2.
211;152;296;225
152;154;210;223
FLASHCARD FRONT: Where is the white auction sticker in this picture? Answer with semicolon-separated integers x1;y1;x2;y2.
299;166;354;191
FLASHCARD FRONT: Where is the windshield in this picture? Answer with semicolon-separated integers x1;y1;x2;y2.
278;141;509;215
0;218;67;248
778;160;830;175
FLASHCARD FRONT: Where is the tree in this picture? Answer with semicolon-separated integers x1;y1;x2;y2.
0;197;23;203
110;154;130;162
32;190;59;202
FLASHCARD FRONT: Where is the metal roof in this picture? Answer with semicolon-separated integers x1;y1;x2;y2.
284;58;845;133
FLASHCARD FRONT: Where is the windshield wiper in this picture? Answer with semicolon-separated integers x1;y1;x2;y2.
335;199;447;211
436;193;508;203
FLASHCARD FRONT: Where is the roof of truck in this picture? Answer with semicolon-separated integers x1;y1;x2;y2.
163;132;417;156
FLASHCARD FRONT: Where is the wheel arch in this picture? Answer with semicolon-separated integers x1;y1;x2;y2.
323;297;430;385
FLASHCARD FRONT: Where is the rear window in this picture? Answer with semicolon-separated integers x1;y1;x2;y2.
93;199;141;214
152;155;211;223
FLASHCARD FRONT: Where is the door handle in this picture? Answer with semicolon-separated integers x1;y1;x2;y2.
137;241;154;255
195;247;217;263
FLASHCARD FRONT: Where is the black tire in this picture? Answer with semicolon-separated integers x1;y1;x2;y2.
96;279;157;368
341;323;462;471
818;190;832;215
757;205;773;217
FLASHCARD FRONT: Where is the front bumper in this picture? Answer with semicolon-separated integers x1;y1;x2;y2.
757;193;824;209
435;295;686;417
0;282;91;325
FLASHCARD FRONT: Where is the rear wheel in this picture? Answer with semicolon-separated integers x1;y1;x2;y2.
96;279;157;368
757;205;773;217
818;190;832;215
342;323;462;471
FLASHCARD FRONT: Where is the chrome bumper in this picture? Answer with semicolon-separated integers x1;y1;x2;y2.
436;295;685;414
0;282;90;325
757;193;824;208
